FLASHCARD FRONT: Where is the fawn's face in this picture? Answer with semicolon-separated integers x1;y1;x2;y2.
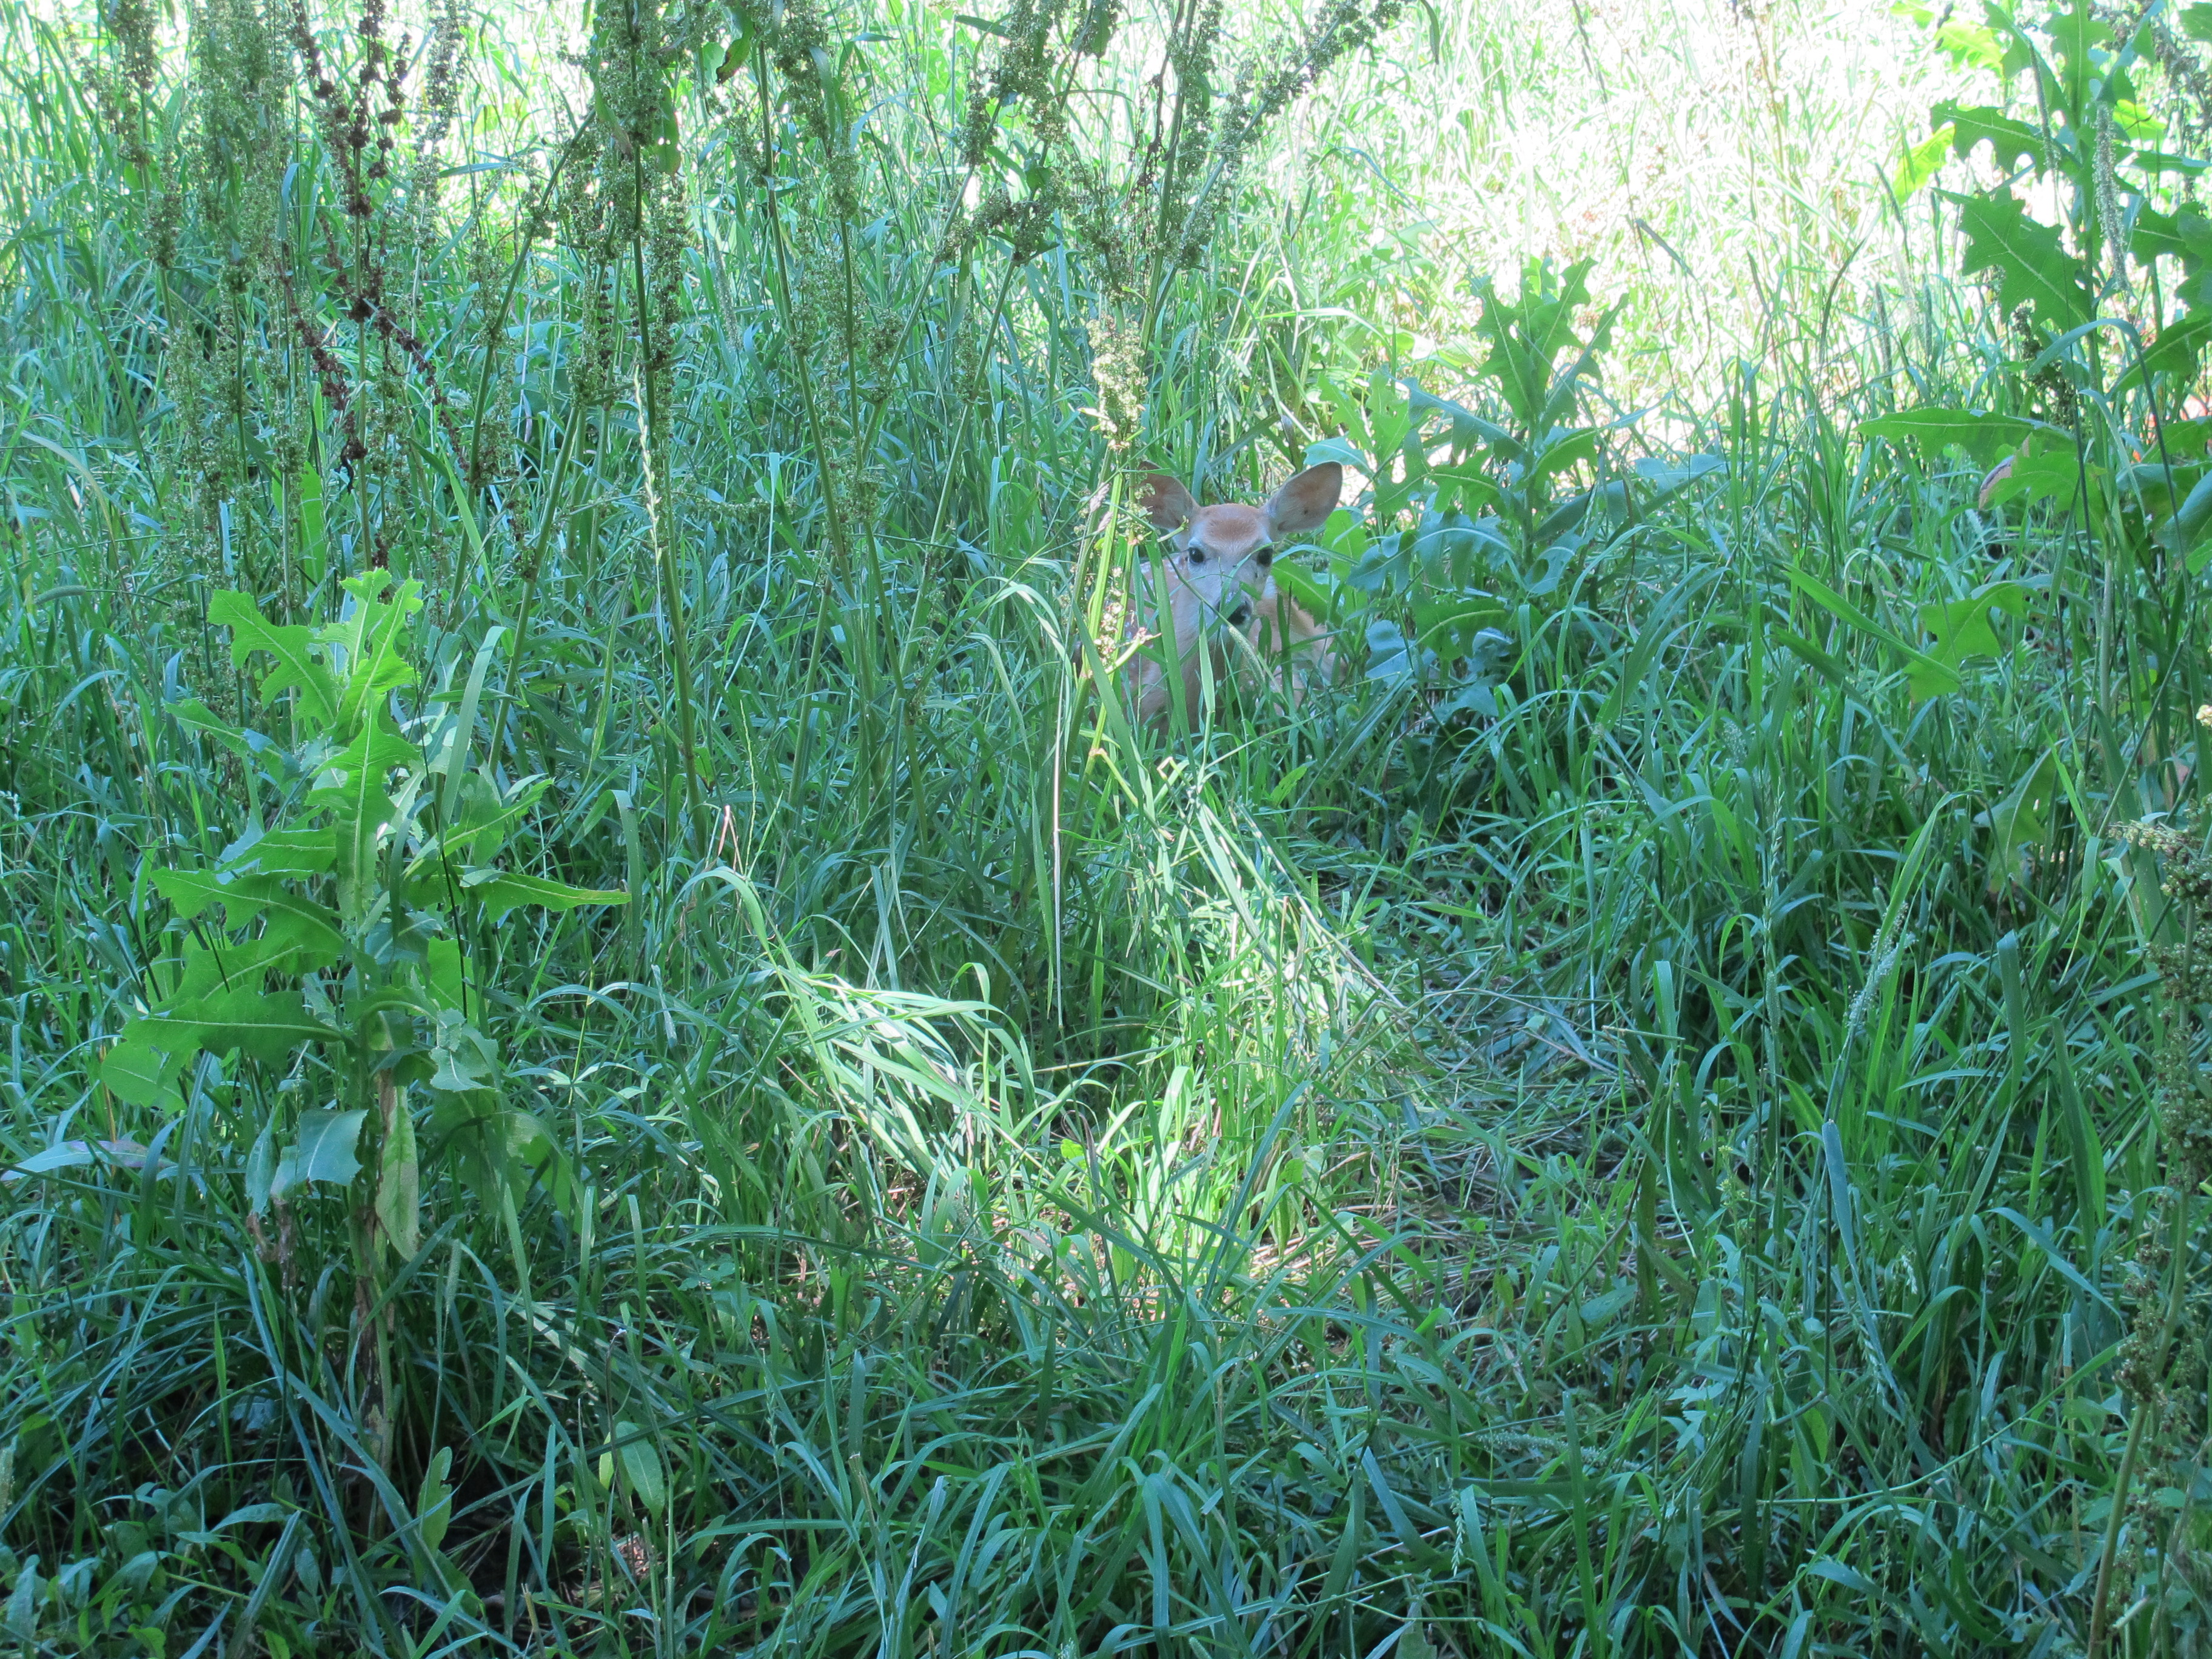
1136;464;1341;632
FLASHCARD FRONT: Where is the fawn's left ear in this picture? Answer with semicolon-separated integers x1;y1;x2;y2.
1136;472;1199;531
1264;463;1342;537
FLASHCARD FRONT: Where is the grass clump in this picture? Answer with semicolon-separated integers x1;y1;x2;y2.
0;0;2208;1652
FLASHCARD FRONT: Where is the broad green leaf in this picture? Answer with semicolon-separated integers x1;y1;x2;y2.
252;888;345;969
2113;304;2212;392
1940;189;2093;330
145;943;234;1010
426;1012;500;1093
2187;1;2212;42
2113;99;2160;145
1632;454;1726;494
2132;202;2212;271
307;720;420;802
151;868;266;922
2153;417;2212;455
1915;584;2029;694
376;1098;420;1259
1363;620;1425;686
460;870;630;922
1319;375;1371;457
308;718;420;923
424;937;468;1016
295;463;327;583
1301;436;1367;471
2129;149;2209;178
1362;367;1413;468
1522;427;1603;497
148;874;339;968
1409;514;1498;587
416;1448;455;1553
1414;597;1512;657
149;908;332;991
1932;102;2045;173
101;1018;197;1106
7;1560;36;1638
246;1119;276;1213
163;986;337;1068
2118;458;2210;519
1975;749;2062;890
1429;458;1500;516
209;591;338;726
1981;447;2083;506
614;1423;669;1513
1931;19;2003;72
169;699;271;761
2162;471;2212;565
1535;481;1624;544
2;1139;160;1182
1896;123;1955;196
1471;258;1606;431
219;826;338;878
1860;409;2040;468
2048;0;2113;126
272;1108;366;1196
320;574;424;740
1404;384;1510;454
319;570;401;663
1920;584;2029;658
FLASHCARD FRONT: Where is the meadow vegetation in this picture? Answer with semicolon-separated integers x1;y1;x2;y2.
0;0;2208;1651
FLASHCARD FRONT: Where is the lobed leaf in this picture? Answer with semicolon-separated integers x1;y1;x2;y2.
460;869;630;922
208;592;338;726
1939;190;2093;330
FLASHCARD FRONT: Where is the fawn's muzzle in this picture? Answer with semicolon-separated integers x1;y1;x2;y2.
1225;602;1252;629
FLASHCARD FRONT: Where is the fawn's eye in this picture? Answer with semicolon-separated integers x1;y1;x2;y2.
1187;545;1208;566
1254;545;1275;567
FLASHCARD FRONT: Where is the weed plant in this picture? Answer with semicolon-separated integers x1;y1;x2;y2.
0;0;2207;1653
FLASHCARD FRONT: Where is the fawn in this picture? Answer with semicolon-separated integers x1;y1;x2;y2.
1118;463;1342;726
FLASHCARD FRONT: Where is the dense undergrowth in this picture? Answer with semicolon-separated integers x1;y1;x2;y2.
0;0;2207;1651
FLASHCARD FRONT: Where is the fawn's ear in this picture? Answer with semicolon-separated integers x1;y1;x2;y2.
1264;463;1342;537
1137;472;1198;531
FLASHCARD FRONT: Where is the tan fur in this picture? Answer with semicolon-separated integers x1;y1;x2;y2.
1121;464;1341;726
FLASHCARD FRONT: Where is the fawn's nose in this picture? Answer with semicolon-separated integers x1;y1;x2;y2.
1225;601;1253;629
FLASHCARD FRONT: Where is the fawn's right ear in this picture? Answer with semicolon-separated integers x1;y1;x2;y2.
1137;473;1198;531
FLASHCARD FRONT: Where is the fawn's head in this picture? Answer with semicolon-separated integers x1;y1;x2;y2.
1136;463;1342;628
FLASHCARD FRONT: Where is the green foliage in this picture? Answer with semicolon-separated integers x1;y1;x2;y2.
1292;259;1678;713
0;0;2207;1652
104;571;620;1258
1926;0;2212;380
1946;188;2096;328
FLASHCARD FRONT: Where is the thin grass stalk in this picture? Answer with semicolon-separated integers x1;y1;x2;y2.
483;354;594;777
631;165;703;835
463;132;585;498
1135;0;1202;354
2086;1187;2193;1658
751;44;877;825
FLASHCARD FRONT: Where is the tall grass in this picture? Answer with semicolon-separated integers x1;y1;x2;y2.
0;0;2204;1652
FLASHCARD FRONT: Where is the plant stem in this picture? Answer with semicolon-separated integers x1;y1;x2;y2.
631;155;703;837
2086;1189;2190;1659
